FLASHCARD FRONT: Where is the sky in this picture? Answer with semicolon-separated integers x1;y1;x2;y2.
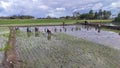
0;0;120;18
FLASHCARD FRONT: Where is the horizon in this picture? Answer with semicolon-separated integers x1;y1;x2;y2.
0;0;120;18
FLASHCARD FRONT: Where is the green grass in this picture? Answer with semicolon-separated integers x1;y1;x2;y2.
0;19;112;26
0;27;9;37
0;27;9;32
102;28;120;33
0;43;9;52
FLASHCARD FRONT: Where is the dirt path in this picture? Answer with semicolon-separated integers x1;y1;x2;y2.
2;27;19;68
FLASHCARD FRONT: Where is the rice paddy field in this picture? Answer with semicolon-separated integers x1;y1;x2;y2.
15;30;120;68
0;23;119;68
0;27;9;67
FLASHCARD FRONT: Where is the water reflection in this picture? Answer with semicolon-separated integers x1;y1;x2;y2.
17;25;120;49
75;27;78;31
64;28;67;32
47;34;51;40
98;24;101;33
84;25;89;31
60;29;62;32
21;25;103;34
98;27;101;33
71;28;73;31
95;26;98;31
54;28;57;32
27;32;32;37
79;28;81;30
44;28;47;32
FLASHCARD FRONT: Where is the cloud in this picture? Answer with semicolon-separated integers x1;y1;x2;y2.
0;0;119;17
92;3;103;10
111;1;120;8
55;7;66;12
0;1;11;10
38;5;49;10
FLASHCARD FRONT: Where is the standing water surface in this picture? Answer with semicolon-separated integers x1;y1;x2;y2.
18;25;120;49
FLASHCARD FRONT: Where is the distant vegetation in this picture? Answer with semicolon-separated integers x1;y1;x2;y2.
0;15;34;19
0;9;111;20
60;9;111;20
0;9;113;25
114;13;120;22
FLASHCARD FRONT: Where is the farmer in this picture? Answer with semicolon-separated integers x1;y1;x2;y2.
63;22;65;28
15;27;19;31
63;22;65;26
27;27;31;32
35;27;39;37
84;20;88;25
35;27;39;32
60;29;62;32
54;28;57;32
47;29;51;34
27;27;32;37
47;29;51;40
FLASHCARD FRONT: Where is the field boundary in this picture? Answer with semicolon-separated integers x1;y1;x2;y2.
2;27;19;68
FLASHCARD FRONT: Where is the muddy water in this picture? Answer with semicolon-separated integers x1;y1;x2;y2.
17;25;120;49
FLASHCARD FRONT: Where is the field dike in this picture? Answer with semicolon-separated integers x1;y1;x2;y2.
14;30;120;68
3;27;19;68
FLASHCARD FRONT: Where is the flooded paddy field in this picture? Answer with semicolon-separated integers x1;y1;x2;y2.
19;25;120;49
0;27;9;67
14;25;120;68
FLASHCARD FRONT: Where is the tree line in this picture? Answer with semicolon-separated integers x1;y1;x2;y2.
0;9;112;20
114;13;120;22
60;9;111;20
0;15;34;19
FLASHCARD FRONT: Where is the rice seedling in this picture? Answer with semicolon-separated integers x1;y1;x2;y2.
15;31;120;68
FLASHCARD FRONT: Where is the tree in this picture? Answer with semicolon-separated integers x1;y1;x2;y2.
88;10;94;19
80;14;89;19
103;10;111;19
10;15;19;19
46;16;51;19
98;9;103;19
65;16;71;19
103;10;107;19
73;11;80;19
10;15;32;19
114;13;120;22
94;12;100;19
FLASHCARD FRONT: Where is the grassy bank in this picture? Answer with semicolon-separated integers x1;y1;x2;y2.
0;28;9;64
0;27;10;37
15;31;120;68
0;19;112;26
102;28;120;33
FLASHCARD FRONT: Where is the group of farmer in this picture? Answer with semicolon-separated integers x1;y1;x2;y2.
84;20;101;33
